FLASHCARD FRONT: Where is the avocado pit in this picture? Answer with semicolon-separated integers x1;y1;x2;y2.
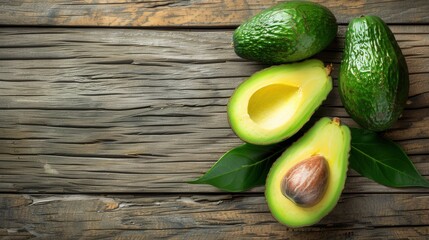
281;155;329;207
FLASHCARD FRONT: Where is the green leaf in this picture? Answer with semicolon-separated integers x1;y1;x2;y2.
189;143;286;192
349;128;429;188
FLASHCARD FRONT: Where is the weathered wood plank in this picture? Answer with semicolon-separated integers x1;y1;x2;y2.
0;26;428;193
1;0;428;27
0;194;428;239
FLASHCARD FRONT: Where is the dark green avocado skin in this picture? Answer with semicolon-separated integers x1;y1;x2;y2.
233;1;337;64
339;16;409;131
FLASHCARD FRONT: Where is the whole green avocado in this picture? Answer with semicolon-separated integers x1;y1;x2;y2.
339;16;409;131
233;1;337;64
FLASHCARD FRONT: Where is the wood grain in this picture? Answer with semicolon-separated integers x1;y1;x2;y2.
1;193;428;239
0;26;428;193
1;1;428;237
0;0;428;27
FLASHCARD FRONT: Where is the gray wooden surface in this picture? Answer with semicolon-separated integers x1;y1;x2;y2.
0;1;428;239
1;194;428;239
1;0;429;26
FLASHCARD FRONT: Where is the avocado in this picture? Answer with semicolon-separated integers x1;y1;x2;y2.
233;1;337;64
265;117;351;227
339;16;409;131
227;59;332;145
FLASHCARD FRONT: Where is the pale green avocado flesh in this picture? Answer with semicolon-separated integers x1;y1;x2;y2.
227;59;332;145
265;117;351;227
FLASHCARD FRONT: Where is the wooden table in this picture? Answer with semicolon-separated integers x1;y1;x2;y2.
0;1;428;239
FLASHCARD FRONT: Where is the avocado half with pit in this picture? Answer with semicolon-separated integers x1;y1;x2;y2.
265;117;351;227
227;59;332;145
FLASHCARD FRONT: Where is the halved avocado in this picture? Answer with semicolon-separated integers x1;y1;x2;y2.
265;117;351;227
227;59;332;145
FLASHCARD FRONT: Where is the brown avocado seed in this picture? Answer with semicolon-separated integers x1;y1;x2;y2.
281;155;329;207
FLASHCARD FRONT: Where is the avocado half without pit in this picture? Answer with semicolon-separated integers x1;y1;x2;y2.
227;59;332;145
266;117;351;227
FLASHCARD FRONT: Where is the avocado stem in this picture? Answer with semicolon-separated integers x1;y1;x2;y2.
332;117;341;126
325;64;333;76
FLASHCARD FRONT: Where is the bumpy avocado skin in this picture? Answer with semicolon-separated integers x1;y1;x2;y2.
339;16;409;131
233;1;337;64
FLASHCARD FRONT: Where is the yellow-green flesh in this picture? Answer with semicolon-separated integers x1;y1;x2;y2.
265;117;351;227
227;59;332;145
